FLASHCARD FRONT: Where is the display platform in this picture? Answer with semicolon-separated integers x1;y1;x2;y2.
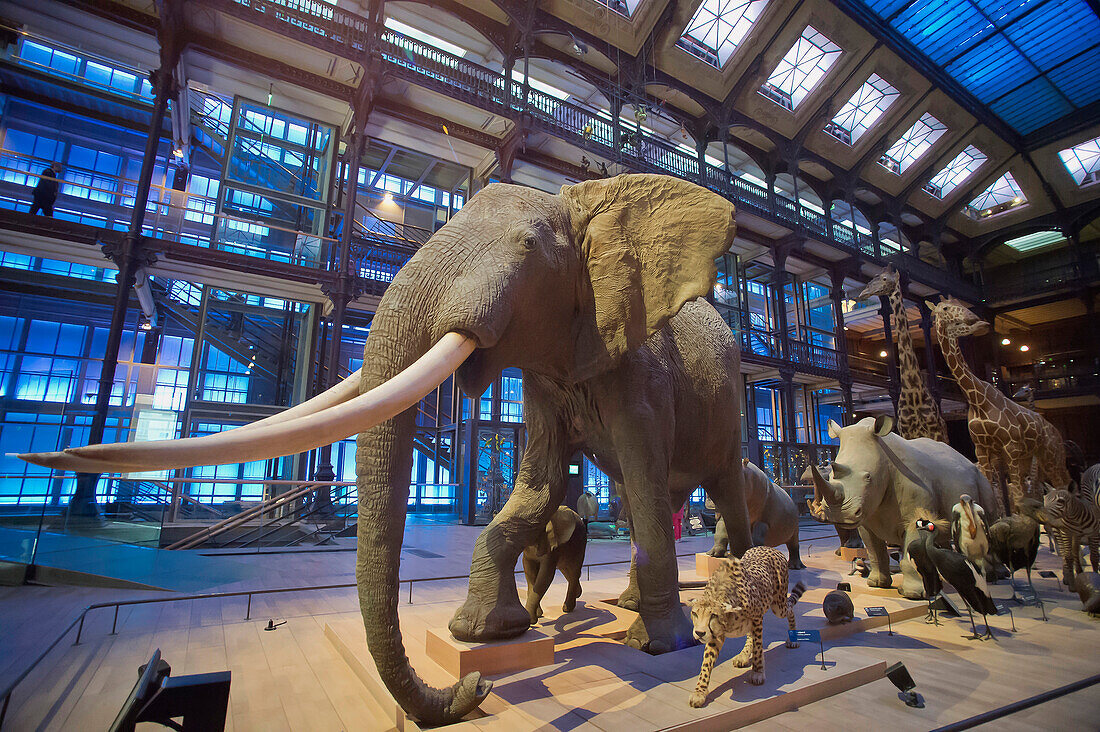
4;537;1098;730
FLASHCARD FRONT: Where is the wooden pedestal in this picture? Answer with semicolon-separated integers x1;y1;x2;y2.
695;552;726;578
425;628;554;678
839;547;869;561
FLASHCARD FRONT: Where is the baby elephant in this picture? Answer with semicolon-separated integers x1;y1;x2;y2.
522;507;588;624
709;459;803;569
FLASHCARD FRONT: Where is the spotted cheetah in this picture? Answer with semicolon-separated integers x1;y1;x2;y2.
689;546;805;707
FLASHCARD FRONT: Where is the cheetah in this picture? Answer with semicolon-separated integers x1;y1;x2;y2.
689;546;806;707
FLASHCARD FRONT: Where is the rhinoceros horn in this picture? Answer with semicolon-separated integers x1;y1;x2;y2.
811;463;840;505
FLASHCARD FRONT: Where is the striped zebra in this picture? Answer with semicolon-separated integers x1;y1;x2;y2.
1043;485;1100;587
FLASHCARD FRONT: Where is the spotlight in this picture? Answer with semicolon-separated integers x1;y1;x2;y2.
1019;344;1029;352
1012;196;1022;204
140;320;152;331
879;350;888;358
383;191;393;203
885;661;923;708
172;147;184;158
1001;337;1011;345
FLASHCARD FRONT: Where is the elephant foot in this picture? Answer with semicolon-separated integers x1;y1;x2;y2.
450;594;532;642
624;605;695;654
867;570;893;589
618;584;641;612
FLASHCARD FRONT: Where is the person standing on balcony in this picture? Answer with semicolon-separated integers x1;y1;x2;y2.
30;164;60;217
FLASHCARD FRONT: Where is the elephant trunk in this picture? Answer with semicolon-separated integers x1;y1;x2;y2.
354;292;490;726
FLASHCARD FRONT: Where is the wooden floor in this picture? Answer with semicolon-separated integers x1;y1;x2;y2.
2;525;1098;730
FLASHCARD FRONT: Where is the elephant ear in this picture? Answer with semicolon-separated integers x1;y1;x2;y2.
547;508;577;552
561;174;736;379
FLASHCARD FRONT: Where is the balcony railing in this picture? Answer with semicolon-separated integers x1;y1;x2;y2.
203;0;986;299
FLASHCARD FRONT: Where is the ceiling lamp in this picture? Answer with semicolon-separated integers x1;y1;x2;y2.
383;191;394;203
879;350;888;358
1019;345;1029;352
1001;337;1011;345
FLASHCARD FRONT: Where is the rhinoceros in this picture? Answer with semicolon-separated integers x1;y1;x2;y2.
807;415;1000;599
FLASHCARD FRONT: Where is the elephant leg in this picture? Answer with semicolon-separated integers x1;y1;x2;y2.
449;401;571;642
524;556;557;623
898;527;927;599
618;449;693;654
708;472;752;557
559;540;585;614
860;527;892;589
618;514;642;611
522;554;539;621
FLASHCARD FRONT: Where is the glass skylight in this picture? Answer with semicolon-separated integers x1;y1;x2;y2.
967;171;1026;218
384;17;468;58
759;26;842;110
879;113;947;174
923;145;987;199
677;0;769;69
589;0;644;18
1058;135;1100;187
825;73;899;145
1004;230;1066;253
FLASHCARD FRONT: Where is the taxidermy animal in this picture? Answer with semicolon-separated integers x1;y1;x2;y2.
906;517;944;613
800;464;862;555
19;174;745;725
951;494;992;579
577;492;598;523
914;518;997;639
822;590;854;624
1042;487;1100;587
808;416;1000;599
586;521;618;539
986;513;1040;600
522;507;587;624
709;459;803;569
1074;572;1100;615
688;547;805;707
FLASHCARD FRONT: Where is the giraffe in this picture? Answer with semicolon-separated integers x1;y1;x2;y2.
859;266;949;443
928;297;1070;514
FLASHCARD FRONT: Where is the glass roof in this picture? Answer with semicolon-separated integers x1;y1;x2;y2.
851;0;1100;135
1004;230;1066;252
1058;134;1100;185
925;145;987;198
968;171;1026;212
826;73;900;144
760;26;842;110
879;112;946;173
678;0;769;69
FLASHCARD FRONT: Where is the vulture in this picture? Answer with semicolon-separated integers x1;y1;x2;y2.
987;513;1041;602
913;518;997;639
951;494;992;579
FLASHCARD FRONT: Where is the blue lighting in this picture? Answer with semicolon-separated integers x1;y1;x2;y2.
852;0;1100;134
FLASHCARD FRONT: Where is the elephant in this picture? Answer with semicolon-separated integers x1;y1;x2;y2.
708;458;804;569
523;507;587;623
807;415;1000;599
20;173;747;725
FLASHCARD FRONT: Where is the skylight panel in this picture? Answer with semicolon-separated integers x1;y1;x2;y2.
384;17;468;58
1004;230;1066;253
966;171;1026;218
589;0;644;18
1058;135;1100;187
759;26;842;110
923;145;987;199
879;113;947;174
677;0;769;69
824;73;899;145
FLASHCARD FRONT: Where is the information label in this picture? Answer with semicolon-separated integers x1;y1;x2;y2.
864;606;888;617
1038;570;1057;579
789;629;820;643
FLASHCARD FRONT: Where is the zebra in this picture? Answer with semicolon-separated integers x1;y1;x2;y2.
1042;485;1100;587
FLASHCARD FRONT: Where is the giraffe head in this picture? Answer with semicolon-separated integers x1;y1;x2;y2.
858;265;899;301
927;296;989;340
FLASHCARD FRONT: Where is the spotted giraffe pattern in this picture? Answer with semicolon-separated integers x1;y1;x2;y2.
861;266;948;443
930;297;1070;514
688;546;805;707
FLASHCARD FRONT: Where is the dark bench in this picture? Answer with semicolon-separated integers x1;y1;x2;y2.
109;649;231;732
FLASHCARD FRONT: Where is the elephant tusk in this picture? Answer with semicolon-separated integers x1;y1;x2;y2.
20;332;477;474
232;367;364;433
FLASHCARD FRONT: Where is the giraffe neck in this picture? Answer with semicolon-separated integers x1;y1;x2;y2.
938;330;986;407
888;288;922;390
